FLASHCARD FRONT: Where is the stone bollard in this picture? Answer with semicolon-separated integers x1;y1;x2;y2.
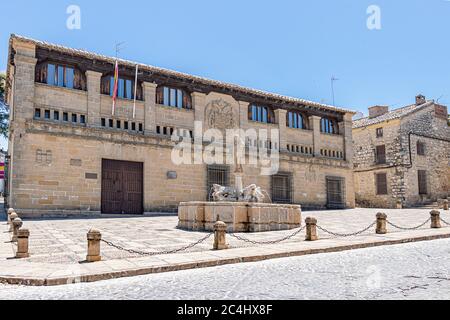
305;217;318;241
396;199;403;209
430;210;441;229
443;200;449;211
9;212;18;232
11;218;23;242
86;228;102;262
7;208;15;225
213;221;228;250
16;229;30;258
376;213;387;235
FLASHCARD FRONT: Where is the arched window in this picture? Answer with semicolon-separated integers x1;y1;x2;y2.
156;86;192;109
248;105;274;123
320;117;338;134
287;111;307;129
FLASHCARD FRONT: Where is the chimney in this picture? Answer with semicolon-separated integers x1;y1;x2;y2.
368;105;389;119
415;94;426;105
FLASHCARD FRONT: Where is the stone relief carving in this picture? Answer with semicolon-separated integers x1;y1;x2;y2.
205;99;235;130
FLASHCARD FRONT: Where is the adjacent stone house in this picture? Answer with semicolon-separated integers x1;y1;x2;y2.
4;35;356;217
353;96;450;208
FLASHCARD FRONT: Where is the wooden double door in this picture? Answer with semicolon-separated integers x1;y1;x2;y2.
101;159;144;215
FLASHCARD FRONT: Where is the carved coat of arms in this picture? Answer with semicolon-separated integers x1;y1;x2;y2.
205;99;235;130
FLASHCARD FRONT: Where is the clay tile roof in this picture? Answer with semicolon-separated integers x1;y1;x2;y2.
352;102;434;129
8;34;356;115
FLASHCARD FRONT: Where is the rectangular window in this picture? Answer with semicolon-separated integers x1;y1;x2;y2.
207;165;230;201
417;141;425;156
156;126;161;134
72;114;77;123
271;173;292;204
80;115;86;124
117;120;121;129
126;79;132;100
109;119;113;128
47;64;56;86
139;123;143;132
177;90;183;109
132;123;136;131
163;87;170;105
54;111;60;121
44;110;50;119
101;118;106;127
418;170;427;195
376;128;383;138
124;121;129;130
170;88;177;107
376;145;386;164
376;173;388;195
118;79;125;98
63;112;69;122
34;109;41;119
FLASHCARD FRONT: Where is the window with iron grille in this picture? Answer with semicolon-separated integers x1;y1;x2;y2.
418;170;427;195
417;141;425;156
271;173;292;204
326;176;346;209
207;165;230;201
376;173;388;195
375;145;386;164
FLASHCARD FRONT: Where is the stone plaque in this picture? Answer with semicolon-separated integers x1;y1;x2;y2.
70;159;82;167
167;171;178;180
85;173;98;180
205;99;235;130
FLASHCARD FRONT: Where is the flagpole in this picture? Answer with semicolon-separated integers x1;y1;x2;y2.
133;64;138;119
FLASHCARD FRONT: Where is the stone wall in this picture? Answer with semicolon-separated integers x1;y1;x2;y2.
353;104;450;208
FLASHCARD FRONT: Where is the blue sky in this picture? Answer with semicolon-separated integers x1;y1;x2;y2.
1;0;449;147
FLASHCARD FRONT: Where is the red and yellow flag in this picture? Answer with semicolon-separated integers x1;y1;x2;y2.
112;61;119;115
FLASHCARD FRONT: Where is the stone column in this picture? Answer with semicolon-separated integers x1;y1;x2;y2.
376;213;387;234
430;210;441;229
192;92;207;125
339;113;354;163
86;228;102;262
274;109;288;152
16;229;30;258
238;101;249;129
213;221;228;250
305;217;318;241
310;116;322;157
86;70;103;127
143;82;158;134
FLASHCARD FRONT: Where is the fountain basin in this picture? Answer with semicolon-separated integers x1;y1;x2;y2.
178;202;302;233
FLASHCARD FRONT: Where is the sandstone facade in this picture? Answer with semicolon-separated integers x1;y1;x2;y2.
4;35;356;217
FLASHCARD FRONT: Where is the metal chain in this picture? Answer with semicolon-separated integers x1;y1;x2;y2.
316;221;377;238
440;216;450;226
229;225;306;245
386;217;431;231
101;233;212;256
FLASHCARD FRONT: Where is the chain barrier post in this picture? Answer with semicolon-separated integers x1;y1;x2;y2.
376;212;387;234
213;220;228;250
443;200;449;211
7;208;15;225
12;217;23;242
430;210;441;229
305;217;318;241
396;199;402;209
16;229;30;258
86;228;102;262
9;212;18;233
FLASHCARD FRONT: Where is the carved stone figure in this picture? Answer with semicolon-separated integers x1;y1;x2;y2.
242;184;265;203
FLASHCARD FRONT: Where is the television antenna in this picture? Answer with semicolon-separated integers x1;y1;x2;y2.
331;75;339;106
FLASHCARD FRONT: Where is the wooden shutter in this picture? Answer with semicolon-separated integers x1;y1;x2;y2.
376;145;386;164
183;91;192;109
156;86;164;104
376;173;388;195
418;170;427;195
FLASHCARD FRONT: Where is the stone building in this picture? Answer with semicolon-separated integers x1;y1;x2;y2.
4;35;356;217
353;96;450;208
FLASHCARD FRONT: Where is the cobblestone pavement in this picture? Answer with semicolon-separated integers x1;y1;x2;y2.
1;238;449;300
7;208;447;264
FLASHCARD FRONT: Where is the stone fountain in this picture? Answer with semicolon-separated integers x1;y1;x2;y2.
178;138;302;233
